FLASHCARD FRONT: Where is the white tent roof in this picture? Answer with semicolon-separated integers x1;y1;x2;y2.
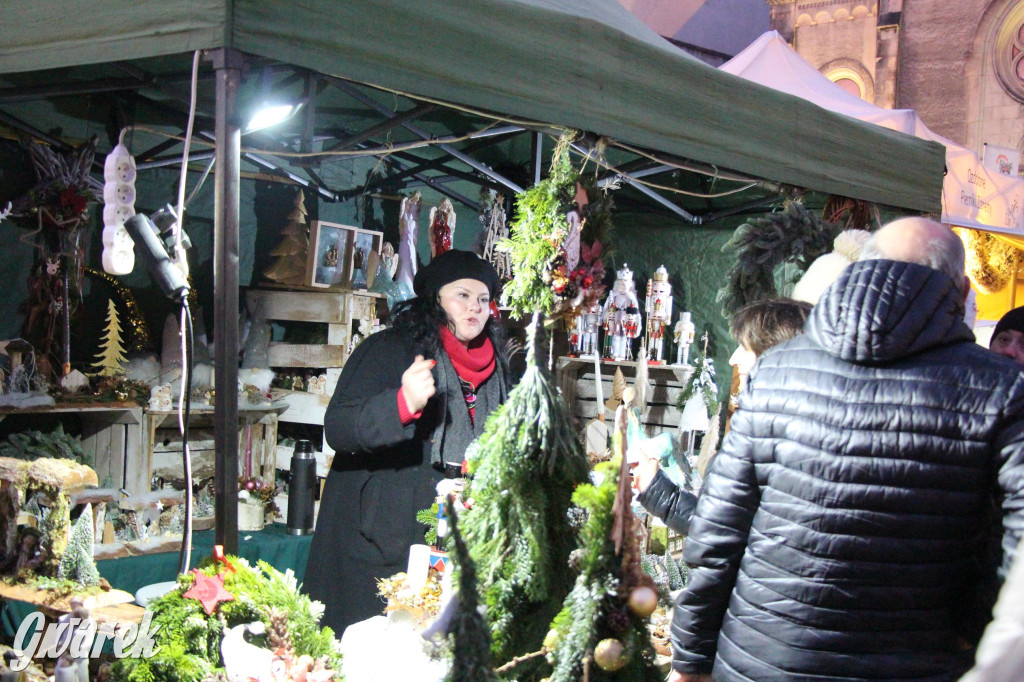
722;31;1024;236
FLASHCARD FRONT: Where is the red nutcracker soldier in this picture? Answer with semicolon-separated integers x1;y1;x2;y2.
644;264;673;364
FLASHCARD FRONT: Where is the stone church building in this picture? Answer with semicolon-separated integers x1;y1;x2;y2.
769;0;1024;163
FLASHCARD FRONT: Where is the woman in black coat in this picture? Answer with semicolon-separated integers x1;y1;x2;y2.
304;249;510;635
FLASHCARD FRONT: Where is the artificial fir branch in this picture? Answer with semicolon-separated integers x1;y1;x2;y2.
462;313;591;668
445;498;499;682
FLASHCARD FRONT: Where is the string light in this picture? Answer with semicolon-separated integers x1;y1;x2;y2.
85;267;152;353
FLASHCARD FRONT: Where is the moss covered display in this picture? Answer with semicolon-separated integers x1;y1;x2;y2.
112;555;340;682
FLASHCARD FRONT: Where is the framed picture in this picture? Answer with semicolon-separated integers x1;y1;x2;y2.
308;221;356;288
349;228;383;290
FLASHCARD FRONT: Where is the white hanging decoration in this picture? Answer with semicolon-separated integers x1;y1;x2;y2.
101;128;137;275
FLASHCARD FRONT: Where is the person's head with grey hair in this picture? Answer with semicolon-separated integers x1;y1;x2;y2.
858;216;968;295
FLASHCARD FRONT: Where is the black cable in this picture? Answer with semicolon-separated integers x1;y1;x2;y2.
177;298;195;575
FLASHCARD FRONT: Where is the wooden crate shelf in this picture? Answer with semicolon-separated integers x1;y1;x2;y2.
555;357;693;437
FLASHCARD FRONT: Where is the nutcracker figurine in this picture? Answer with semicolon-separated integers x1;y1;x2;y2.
602;263;641;361
673;311;696;365
576;301;602;357
644;265;673;363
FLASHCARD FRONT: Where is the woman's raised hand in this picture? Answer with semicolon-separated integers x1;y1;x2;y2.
402;355;436;413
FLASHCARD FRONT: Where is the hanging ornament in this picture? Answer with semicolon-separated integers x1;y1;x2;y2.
429;198;456;259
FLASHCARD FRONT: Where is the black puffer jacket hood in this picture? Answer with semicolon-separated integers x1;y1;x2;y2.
806;259;974;364
670;258;1024;681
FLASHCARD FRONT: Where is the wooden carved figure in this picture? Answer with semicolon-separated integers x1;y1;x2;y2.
602;264;640;361
644;265;673;363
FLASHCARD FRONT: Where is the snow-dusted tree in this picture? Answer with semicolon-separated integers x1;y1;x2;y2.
263;189;309;286
92;299;128;376
57;503;100;586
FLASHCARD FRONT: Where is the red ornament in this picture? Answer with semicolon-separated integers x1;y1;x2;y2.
244;479;257;492
183;569;235;615
211;545;236;573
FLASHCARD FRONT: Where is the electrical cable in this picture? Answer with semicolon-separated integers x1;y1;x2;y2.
172;50;200;278
177;298;195;575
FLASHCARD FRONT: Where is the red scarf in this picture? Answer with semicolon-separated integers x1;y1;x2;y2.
440;326;495;388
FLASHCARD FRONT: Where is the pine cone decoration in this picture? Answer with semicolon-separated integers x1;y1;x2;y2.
605;606;631;635
266;607;295;660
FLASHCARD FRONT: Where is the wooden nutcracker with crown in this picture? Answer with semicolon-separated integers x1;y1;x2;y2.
644;264;673;364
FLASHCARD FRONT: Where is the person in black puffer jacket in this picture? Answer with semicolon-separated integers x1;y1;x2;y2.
670;217;1024;682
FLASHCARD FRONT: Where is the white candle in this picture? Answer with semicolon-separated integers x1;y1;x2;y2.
405;544;431;592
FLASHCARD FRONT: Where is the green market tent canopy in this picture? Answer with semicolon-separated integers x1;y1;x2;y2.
2;0;946;545
4;0;943;210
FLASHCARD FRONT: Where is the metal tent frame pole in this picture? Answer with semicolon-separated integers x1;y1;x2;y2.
211;48;242;554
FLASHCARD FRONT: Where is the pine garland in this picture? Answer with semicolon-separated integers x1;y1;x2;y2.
717;199;839;316
500;133;580;320
462;315;591;666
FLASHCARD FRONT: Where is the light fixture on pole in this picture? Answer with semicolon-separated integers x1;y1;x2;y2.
241;67;303;134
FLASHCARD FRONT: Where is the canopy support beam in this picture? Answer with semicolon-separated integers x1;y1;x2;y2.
325;77;525;194
211;47;242;556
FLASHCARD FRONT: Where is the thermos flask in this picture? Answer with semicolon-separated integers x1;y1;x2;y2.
287;439;316;535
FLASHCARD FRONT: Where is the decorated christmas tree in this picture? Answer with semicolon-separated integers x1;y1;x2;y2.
461;316;591;670
263;189;309;286
546;409;662;681
57;503;100;586
92;299;128;376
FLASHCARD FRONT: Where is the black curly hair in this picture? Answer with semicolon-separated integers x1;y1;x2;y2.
390;294;510;381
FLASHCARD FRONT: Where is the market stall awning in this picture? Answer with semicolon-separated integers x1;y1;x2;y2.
3;0;944;212
721;30;1024;236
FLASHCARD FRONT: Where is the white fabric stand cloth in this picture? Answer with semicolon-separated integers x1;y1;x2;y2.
339;612;448;682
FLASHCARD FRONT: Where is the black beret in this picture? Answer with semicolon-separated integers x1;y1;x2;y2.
992;306;1024;346
413;249;501;298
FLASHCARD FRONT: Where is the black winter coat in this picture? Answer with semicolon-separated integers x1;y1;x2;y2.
672;259;1024;681
303;328;503;635
637;468;698;535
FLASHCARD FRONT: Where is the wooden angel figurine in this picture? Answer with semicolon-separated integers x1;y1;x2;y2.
397;192;421;293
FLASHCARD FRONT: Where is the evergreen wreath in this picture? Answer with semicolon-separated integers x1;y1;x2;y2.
717;199;839;317
956;227;1019;294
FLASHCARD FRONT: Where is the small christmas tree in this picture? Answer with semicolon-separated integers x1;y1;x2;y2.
263;189;309;286
547;410;662;681
461;315;591;669
57;503;100;586
92;299;128;376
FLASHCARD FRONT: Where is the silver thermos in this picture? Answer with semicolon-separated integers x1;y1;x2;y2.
286;439;316;535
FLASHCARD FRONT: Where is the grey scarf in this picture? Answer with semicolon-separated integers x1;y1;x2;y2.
428;350;507;467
